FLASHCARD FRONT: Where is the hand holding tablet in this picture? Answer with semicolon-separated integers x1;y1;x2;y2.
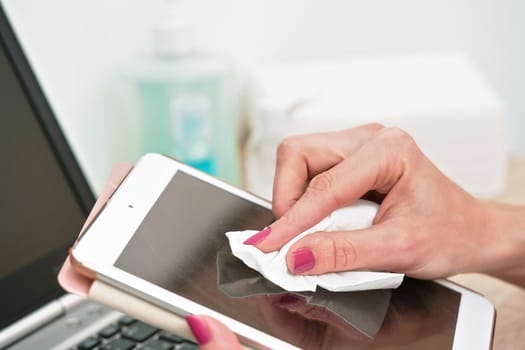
68;147;497;349
61;117;525;350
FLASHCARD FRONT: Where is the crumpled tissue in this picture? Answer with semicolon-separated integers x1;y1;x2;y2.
226;199;404;292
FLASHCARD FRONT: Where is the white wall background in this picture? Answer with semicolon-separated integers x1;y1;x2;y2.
3;0;525;193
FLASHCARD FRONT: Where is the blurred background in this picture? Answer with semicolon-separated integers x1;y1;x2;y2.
3;0;524;199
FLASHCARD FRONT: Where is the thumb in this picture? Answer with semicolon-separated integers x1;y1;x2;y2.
186;315;242;350
284;225;409;275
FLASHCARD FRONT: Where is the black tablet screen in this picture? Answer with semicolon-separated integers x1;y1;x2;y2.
115;170;461;349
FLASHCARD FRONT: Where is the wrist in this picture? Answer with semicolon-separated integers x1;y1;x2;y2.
479;200;525;287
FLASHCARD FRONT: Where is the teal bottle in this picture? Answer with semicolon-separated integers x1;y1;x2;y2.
121;3;241;184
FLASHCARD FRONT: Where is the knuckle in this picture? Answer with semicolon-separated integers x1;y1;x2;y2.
362;122;385;132
328;236;357;271
341;123;384;142
276;136;302;160
375;127;423;174
308;172;334;193
380;127;417;150
306;172;344;207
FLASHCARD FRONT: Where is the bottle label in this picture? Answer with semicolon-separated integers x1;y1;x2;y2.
170;93;216;174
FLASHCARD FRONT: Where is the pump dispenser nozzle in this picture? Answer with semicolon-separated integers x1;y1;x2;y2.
152;0;195;57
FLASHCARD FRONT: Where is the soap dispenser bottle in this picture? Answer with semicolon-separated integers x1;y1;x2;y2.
123;0;241;184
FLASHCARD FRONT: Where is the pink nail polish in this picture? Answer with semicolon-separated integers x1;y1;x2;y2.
292;248;315;273
185;315;210;345
243;226;271;245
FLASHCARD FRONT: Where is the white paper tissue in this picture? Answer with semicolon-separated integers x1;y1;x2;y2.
226;200;404;292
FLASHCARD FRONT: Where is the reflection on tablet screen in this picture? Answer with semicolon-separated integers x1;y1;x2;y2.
115;171;460;349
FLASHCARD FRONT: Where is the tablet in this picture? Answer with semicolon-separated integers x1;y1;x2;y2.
72;153;495;349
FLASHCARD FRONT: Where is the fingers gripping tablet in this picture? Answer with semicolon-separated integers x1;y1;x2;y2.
68;154;495;350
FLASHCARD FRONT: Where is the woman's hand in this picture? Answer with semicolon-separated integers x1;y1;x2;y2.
186;315;242;350
187;124;525;350
244;124;525;283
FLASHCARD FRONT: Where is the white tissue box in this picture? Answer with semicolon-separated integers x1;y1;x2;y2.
246;53;507;198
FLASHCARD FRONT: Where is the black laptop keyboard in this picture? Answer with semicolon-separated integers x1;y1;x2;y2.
73;315;197;350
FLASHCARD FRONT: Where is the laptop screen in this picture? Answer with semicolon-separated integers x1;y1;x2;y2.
0;6;94;329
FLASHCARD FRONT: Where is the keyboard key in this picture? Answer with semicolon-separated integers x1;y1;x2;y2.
118;316;136;326
177;341;198;350
121;321;159;342
77;336;100;350
158;331;185;344
100;338;135;350
141;339;174;350
99;324;120;338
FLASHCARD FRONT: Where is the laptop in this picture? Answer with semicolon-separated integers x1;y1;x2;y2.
0;5;197;350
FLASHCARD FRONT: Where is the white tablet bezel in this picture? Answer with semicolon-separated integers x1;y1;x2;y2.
72;153;495;350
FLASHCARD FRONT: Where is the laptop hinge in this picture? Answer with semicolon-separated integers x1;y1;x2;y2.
0;294;83;349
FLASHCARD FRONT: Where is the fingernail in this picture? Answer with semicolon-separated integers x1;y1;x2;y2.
292;248;315;273
276;294;301;305
243;226;271;245
185;315;210;345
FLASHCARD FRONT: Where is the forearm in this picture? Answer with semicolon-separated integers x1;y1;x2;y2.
481;200;525;288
